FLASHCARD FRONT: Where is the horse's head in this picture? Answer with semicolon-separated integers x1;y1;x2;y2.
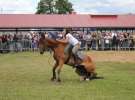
38;33;47;55
38;32;66;54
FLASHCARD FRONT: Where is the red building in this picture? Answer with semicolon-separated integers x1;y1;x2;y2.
0;14;135;32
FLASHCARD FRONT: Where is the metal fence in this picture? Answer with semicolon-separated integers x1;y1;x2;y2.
0;38;135;53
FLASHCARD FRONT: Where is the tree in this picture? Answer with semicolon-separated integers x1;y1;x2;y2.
55;0;73;14
36;0;54;14
36;0;74;14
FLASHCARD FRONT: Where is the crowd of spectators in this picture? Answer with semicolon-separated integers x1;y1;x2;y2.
0;30;135;53
0;32;39;53
72;31;135;50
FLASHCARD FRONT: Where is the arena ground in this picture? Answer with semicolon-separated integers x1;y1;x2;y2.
0;51;135;100
86;51;135;62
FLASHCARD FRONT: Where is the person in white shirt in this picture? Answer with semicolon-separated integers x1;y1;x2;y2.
56;30;81;63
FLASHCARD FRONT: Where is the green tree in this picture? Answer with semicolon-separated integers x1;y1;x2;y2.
36;0;54;14
36;0;74;14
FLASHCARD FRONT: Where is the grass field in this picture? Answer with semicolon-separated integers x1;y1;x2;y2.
0;51;135;100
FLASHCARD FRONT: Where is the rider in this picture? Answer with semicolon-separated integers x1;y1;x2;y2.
56;29;81;64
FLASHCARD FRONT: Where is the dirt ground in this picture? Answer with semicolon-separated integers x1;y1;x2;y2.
86;51;135;63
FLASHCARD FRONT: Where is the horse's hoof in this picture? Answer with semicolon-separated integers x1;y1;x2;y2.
51;77;56;81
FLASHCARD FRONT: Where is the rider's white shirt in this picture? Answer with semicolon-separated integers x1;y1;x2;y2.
66;33;79;46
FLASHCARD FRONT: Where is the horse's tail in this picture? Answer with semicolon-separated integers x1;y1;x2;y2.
81;55;96;73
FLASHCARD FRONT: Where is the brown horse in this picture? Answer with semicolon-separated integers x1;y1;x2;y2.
38;33;97;82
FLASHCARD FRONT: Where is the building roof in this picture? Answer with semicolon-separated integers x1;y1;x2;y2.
0;14;135;28
89;14;135;28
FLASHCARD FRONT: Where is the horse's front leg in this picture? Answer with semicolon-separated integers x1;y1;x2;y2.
56;59;64;82
51;62;58;81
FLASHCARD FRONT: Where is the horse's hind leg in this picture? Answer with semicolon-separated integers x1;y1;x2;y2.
85;72;91;80
51;62;58;81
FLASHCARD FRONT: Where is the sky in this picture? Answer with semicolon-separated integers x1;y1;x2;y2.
0;0;135;14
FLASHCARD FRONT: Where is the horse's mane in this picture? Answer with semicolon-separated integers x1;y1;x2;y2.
45;37;68;47
45;37;58;45
47;32;67;45
40;32;67;48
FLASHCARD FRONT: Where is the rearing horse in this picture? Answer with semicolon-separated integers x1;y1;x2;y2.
38;33;96;82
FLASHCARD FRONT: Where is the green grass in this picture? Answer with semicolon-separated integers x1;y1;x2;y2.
0;52;135;100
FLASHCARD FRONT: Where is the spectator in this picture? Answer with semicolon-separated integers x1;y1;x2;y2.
104;33;111;50
85;33;92;50
112;33;118;50
91;32;97;50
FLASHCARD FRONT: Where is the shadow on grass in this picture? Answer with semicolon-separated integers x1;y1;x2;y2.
91;76;104;80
